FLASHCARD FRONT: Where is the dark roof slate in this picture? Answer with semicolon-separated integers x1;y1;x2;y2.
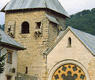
2;0;69;17
0;29;25;50
70;27;95;55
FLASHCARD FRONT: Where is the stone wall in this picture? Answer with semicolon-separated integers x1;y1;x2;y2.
5;10;62;80
16;73;37;80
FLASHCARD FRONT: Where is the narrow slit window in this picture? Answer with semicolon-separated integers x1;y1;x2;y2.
25;66;28;74
0;49;1;56
36;22;41;29
21;21;29;34
7;52;12;64
68;37;72;47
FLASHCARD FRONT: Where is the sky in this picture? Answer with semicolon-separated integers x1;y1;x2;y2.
0;0;95;24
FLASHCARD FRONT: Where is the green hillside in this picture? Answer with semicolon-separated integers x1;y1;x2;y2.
66;8;95;35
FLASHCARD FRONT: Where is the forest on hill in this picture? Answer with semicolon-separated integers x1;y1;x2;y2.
66;8;95;35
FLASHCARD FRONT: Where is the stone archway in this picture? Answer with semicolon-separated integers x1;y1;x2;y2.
48;60;90;80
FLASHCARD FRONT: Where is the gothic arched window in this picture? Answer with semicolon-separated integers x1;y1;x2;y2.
68;37;72;47
21;21;29;34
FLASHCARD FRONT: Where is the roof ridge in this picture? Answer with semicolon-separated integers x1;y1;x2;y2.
2;0;69;17
69;27;95;38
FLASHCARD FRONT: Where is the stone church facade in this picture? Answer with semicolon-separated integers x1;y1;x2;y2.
1;0;95;80
47;27;95;80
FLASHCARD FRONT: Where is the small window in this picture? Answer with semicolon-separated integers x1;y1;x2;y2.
0;49;1;56
7;51;12;64
25;66;28;74
7;21;16;38
21;21;29;34
68;37;72;47
8;26;11;32
36;22;41;29
6;75;12;80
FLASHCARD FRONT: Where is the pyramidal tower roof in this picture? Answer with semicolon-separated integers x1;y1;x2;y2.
3;0;69;17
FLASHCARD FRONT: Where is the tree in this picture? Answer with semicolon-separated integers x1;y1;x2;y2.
66;8;95;35
0;26;5;74
0;53;5;74
91;8;95;14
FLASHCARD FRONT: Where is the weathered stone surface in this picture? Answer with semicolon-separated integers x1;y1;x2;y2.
5;10;63;80
47;30;95;80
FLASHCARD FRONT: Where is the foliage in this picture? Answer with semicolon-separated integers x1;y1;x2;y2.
0;54;6;74
66;8;95;35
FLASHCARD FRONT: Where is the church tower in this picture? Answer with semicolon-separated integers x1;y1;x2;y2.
2;0;69;80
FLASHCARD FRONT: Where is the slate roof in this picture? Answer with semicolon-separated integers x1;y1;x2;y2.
44;27;95;56
0;29;25;50
2;0;69;17
70;27;95;55
46;14;59;24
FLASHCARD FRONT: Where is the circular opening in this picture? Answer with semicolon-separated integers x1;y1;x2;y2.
52;63;86;80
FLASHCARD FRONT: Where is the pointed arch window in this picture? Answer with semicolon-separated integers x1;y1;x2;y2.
68;37;72;47
21;21;29;34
